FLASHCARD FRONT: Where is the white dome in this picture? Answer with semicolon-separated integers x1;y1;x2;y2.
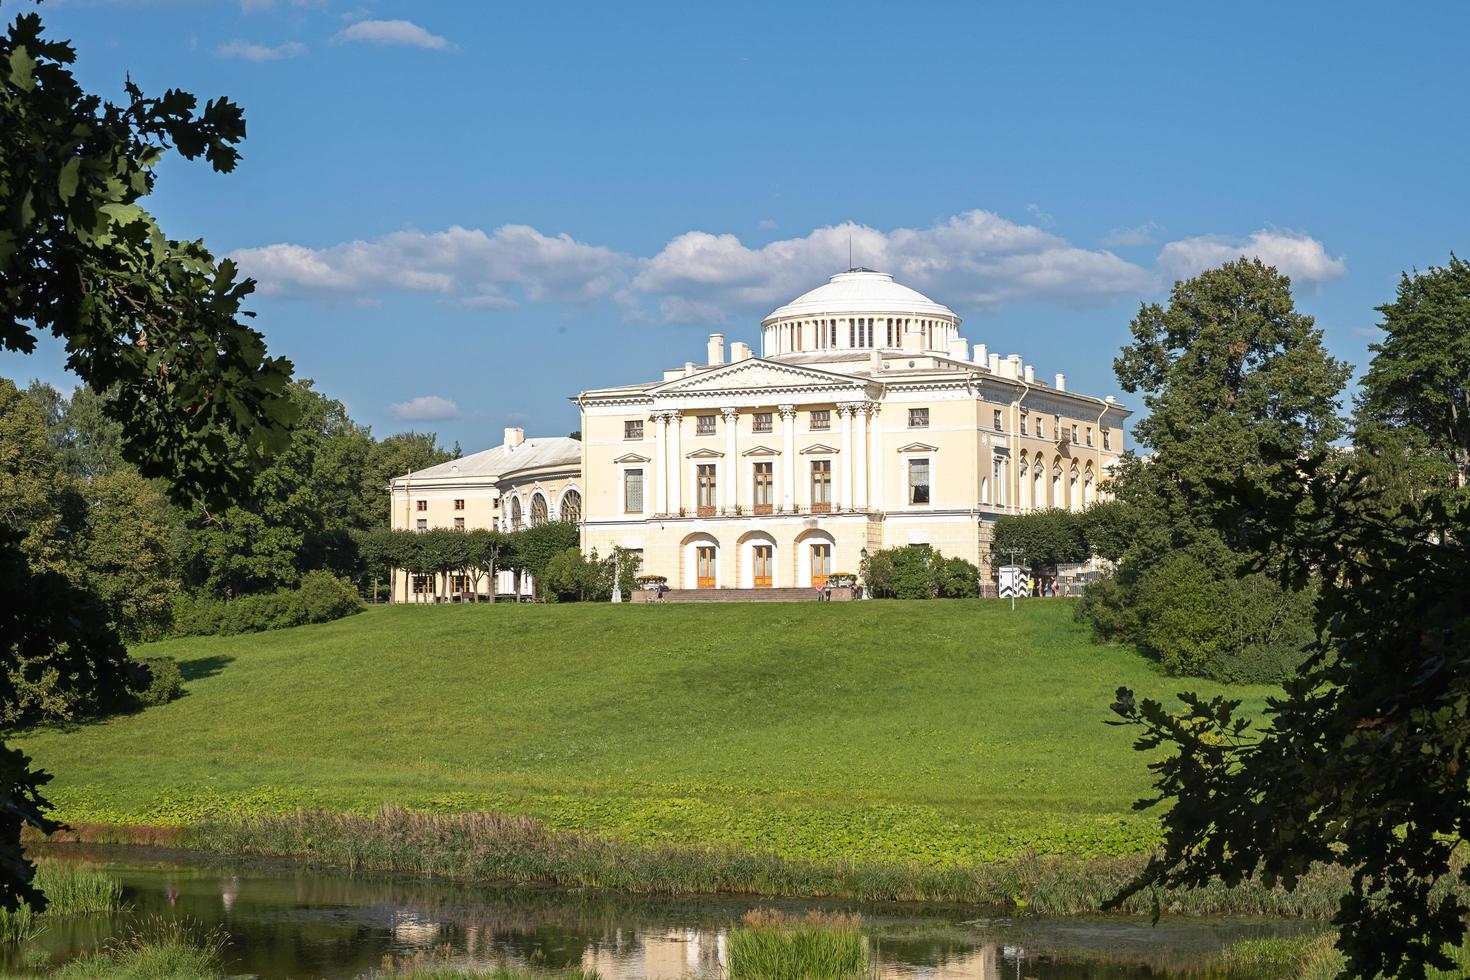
762;269;956;325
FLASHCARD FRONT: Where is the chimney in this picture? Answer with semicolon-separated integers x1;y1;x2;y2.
949;338;969;360
1054;373;1066;391
503;427;524;451
731;340;752;361
1105;395;1116;404
988;353;1001;374
1008;354;1022;379
1024;364;1036;384
707;333;725;366
684;361;697;377
870;349;882;374
974;343;989;366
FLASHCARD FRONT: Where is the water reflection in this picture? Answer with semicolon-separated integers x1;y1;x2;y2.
7;845;1316;979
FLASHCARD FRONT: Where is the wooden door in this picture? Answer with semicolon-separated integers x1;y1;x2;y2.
753;545;773;587
696;546;717;589
810;543;831;588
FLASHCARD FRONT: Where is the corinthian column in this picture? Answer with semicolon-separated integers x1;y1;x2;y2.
779;404;797;512
667;411;682;515
721;406;739;513
853;404;869;511
838;404;855;511
652;412;667;516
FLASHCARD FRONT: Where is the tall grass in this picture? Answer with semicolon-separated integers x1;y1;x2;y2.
1218;933;1470;980
0;861;123;946
726;909;869;980
196;805;1370;917
374;969;600;979
51;917;228;980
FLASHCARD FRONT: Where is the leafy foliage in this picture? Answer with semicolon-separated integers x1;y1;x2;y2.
860;545;978;599
171;570;362;636
1077;259;1347;683
131;657;183;707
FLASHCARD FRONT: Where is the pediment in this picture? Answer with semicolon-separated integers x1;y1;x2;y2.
897;442;938;453
613;452;651;464
651;357;864;396
799;443;840;455
741;445;780;457
685;448;725;459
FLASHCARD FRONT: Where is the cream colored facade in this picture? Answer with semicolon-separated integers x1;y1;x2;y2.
387;428;581;601
574;270;1129;590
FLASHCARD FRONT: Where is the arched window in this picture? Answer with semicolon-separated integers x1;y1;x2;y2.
1069;463;1080;512
560;489;582;523
530;493;548;526
510;497;522;530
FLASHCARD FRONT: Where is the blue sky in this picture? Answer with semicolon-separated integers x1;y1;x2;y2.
7;0;1467;449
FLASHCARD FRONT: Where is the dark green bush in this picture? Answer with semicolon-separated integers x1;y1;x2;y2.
172;571;363;637
132;657;183;706
862;546;978;599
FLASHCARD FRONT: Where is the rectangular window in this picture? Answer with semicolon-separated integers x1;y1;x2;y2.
752;462;774;513
752;412;773;434
1102;429;1112;450
624;468;644;514
1086;426;1094;447
909;458;931;505
810;409;830;431
624;419;644;440
412;574;429;594
416;500;427;511
415;518;427;532
453;517;465;531
1071;424;1079;443
993;409;1003;431
696;463;718;515
1037;416;1046;439
454;499;465;510
810;459;832;511
451;573;468;594
908;407;929;429
696;414;716;436
1021;416;1028;436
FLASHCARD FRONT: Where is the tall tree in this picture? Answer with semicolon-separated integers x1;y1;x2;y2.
1356;255;1470;498
1081;260;1350;681
0;8;293;912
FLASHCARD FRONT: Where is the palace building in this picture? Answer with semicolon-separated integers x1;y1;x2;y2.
574;269;1129;591
387;427;581;600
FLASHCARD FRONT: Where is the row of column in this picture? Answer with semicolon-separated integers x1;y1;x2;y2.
646;403;880;517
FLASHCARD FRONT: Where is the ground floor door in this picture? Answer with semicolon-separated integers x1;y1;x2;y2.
810;543;831;589
696;546;717;589
753;545;773;587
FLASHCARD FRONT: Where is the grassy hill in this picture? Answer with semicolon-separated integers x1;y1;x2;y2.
16;601;1271;865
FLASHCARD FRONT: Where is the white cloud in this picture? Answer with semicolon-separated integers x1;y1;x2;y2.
632;211;1152;324
391;396;460;421
233;210;1344;325
217;39;307;61
232;225;634;306
335;19;453;50
1102;221;1162;247
1156;229;1346;288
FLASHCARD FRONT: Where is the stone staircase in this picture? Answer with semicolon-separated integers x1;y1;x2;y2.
658;587;819;603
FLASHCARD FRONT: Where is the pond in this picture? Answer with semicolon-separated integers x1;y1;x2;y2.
7;845;1318;978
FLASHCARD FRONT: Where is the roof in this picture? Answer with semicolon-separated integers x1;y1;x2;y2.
763;270;957;324
393;436;580;485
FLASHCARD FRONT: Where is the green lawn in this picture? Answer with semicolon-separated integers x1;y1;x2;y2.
17;601;1271;865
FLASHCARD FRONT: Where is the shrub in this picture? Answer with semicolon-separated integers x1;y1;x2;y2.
171;571;363;637
542;548;613;603
132;657;183;707
862;546;977;599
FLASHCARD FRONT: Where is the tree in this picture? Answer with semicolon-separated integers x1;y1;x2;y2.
861;545;976;599
509;522;581;598
1356;255;1470;504
78;468;177;641
991;508;1087;574
1109;453;1470;980
1;9;293;912
543;547;613;602
1079;259;1350;682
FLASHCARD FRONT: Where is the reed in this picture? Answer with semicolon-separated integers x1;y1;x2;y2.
726;909;870;980
193;805;1382;918
51;916;228;980
31;861;125;914
0;903;40;945
1217;933;1470;980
